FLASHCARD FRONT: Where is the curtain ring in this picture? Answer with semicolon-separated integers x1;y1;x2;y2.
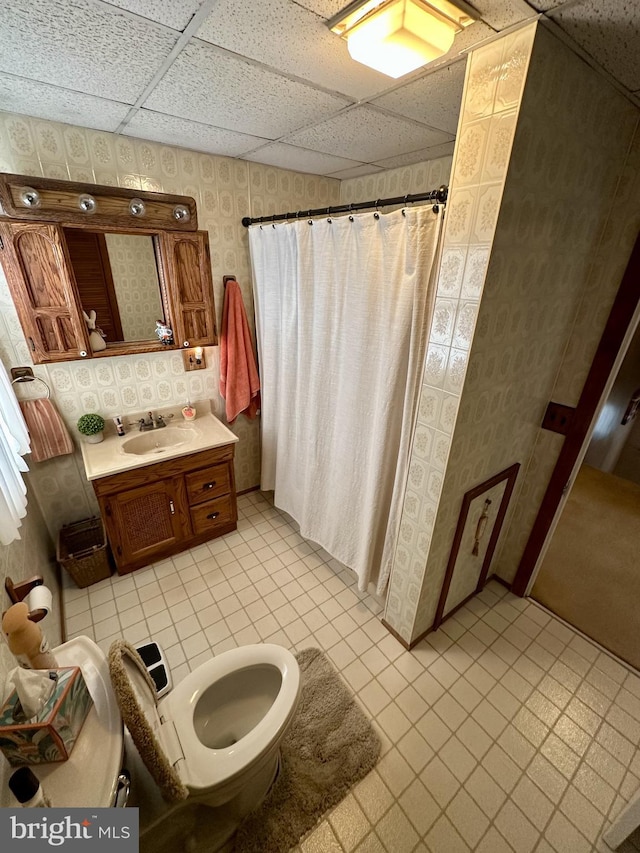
374;200;380;219
308;219;313;225
349;215;354;222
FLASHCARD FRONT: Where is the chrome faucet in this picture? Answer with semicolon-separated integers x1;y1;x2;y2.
128;411;175;431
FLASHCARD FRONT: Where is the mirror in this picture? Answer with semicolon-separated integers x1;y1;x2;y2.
63;228;166;345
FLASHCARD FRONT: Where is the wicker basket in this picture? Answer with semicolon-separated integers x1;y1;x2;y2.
57;517;112;588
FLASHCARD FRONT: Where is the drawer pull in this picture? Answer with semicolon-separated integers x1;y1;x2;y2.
203;482;217;490
206;511;219;520
169;500;175;515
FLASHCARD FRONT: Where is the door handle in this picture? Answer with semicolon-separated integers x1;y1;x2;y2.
169;500;175;515
206;511;219;520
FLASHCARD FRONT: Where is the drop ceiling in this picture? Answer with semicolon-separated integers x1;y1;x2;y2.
0;0;637;178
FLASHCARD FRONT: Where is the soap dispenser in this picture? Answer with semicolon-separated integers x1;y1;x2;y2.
181;401;196;421
1;602;57;669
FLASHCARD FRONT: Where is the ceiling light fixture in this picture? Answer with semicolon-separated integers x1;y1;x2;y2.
328;0;477;78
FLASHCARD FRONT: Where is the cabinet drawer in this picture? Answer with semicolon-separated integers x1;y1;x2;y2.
191;495;236;536
185;463;231;505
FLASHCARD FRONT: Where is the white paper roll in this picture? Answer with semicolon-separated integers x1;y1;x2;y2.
25;585;53;616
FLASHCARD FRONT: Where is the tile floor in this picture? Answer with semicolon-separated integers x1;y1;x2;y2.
63;492;640;853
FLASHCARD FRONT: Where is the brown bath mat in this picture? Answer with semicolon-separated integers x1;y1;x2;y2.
233;647;381;853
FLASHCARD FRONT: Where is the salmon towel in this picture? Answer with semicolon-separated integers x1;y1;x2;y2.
220;279;261;423
19;399;74;463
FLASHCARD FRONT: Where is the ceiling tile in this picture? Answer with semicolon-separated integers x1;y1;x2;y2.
0;0;177;105
549;0;640;92
372;60;466;135
196;0;394;100
526;0;571;10
103;0;205;31
283;106;452;162
328;164;385;180
144;40;350;139
293;0;348;16
469;0;537;30
244;142;363;175
0;75;130;132
373;141;456;169
123;109;266;156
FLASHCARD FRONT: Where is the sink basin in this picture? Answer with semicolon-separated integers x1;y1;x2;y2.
121;425;199;456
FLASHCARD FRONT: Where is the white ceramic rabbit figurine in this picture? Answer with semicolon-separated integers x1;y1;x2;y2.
83;309;107;352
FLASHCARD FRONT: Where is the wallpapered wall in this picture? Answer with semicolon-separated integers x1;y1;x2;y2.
495;35;640;592
103;232;164;342
410;24;640;642
0;111;342;539
384;23;539;643
0;103;455;544
0;485;60;683
340;155;452;206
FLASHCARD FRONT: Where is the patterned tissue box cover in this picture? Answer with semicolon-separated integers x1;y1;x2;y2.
0;667;93;766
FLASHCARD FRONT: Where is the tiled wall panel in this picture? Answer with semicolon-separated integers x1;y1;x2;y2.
384;23;539;643
410;25;639;641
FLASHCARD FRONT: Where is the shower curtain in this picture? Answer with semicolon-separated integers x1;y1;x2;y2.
249;205;442;594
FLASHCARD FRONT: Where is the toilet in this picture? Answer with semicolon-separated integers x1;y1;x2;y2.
108;641;301;852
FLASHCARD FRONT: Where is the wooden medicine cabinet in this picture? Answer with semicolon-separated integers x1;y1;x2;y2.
0;173;217;363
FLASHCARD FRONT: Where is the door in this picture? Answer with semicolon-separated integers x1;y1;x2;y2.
0;221;90;362
530;329;640;667
102;479;185;573
159;231;217;348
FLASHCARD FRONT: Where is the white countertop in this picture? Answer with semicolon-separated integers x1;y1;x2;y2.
80;408;238;481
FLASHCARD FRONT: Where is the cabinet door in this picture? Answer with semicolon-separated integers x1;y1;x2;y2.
0;221;90;363
159;231;217;349
101;479;186;572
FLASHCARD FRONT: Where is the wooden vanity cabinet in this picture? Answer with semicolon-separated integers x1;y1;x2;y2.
92;444;237;574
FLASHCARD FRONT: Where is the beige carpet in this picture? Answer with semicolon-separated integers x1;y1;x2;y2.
233;647;381;853
532;464;640;670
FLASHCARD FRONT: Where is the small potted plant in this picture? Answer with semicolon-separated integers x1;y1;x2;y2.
77;413;105;444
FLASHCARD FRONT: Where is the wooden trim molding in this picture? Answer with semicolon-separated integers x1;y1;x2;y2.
512;233;640;596
382;572;508;650
0;172;197;231
433;463;520;631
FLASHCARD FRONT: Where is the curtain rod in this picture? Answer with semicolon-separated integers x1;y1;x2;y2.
241;184;448;227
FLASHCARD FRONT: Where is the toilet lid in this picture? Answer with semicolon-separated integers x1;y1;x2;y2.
108;640;188;804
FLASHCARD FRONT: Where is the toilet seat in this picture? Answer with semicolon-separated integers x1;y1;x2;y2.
109;642;300;800
162;644;300;792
